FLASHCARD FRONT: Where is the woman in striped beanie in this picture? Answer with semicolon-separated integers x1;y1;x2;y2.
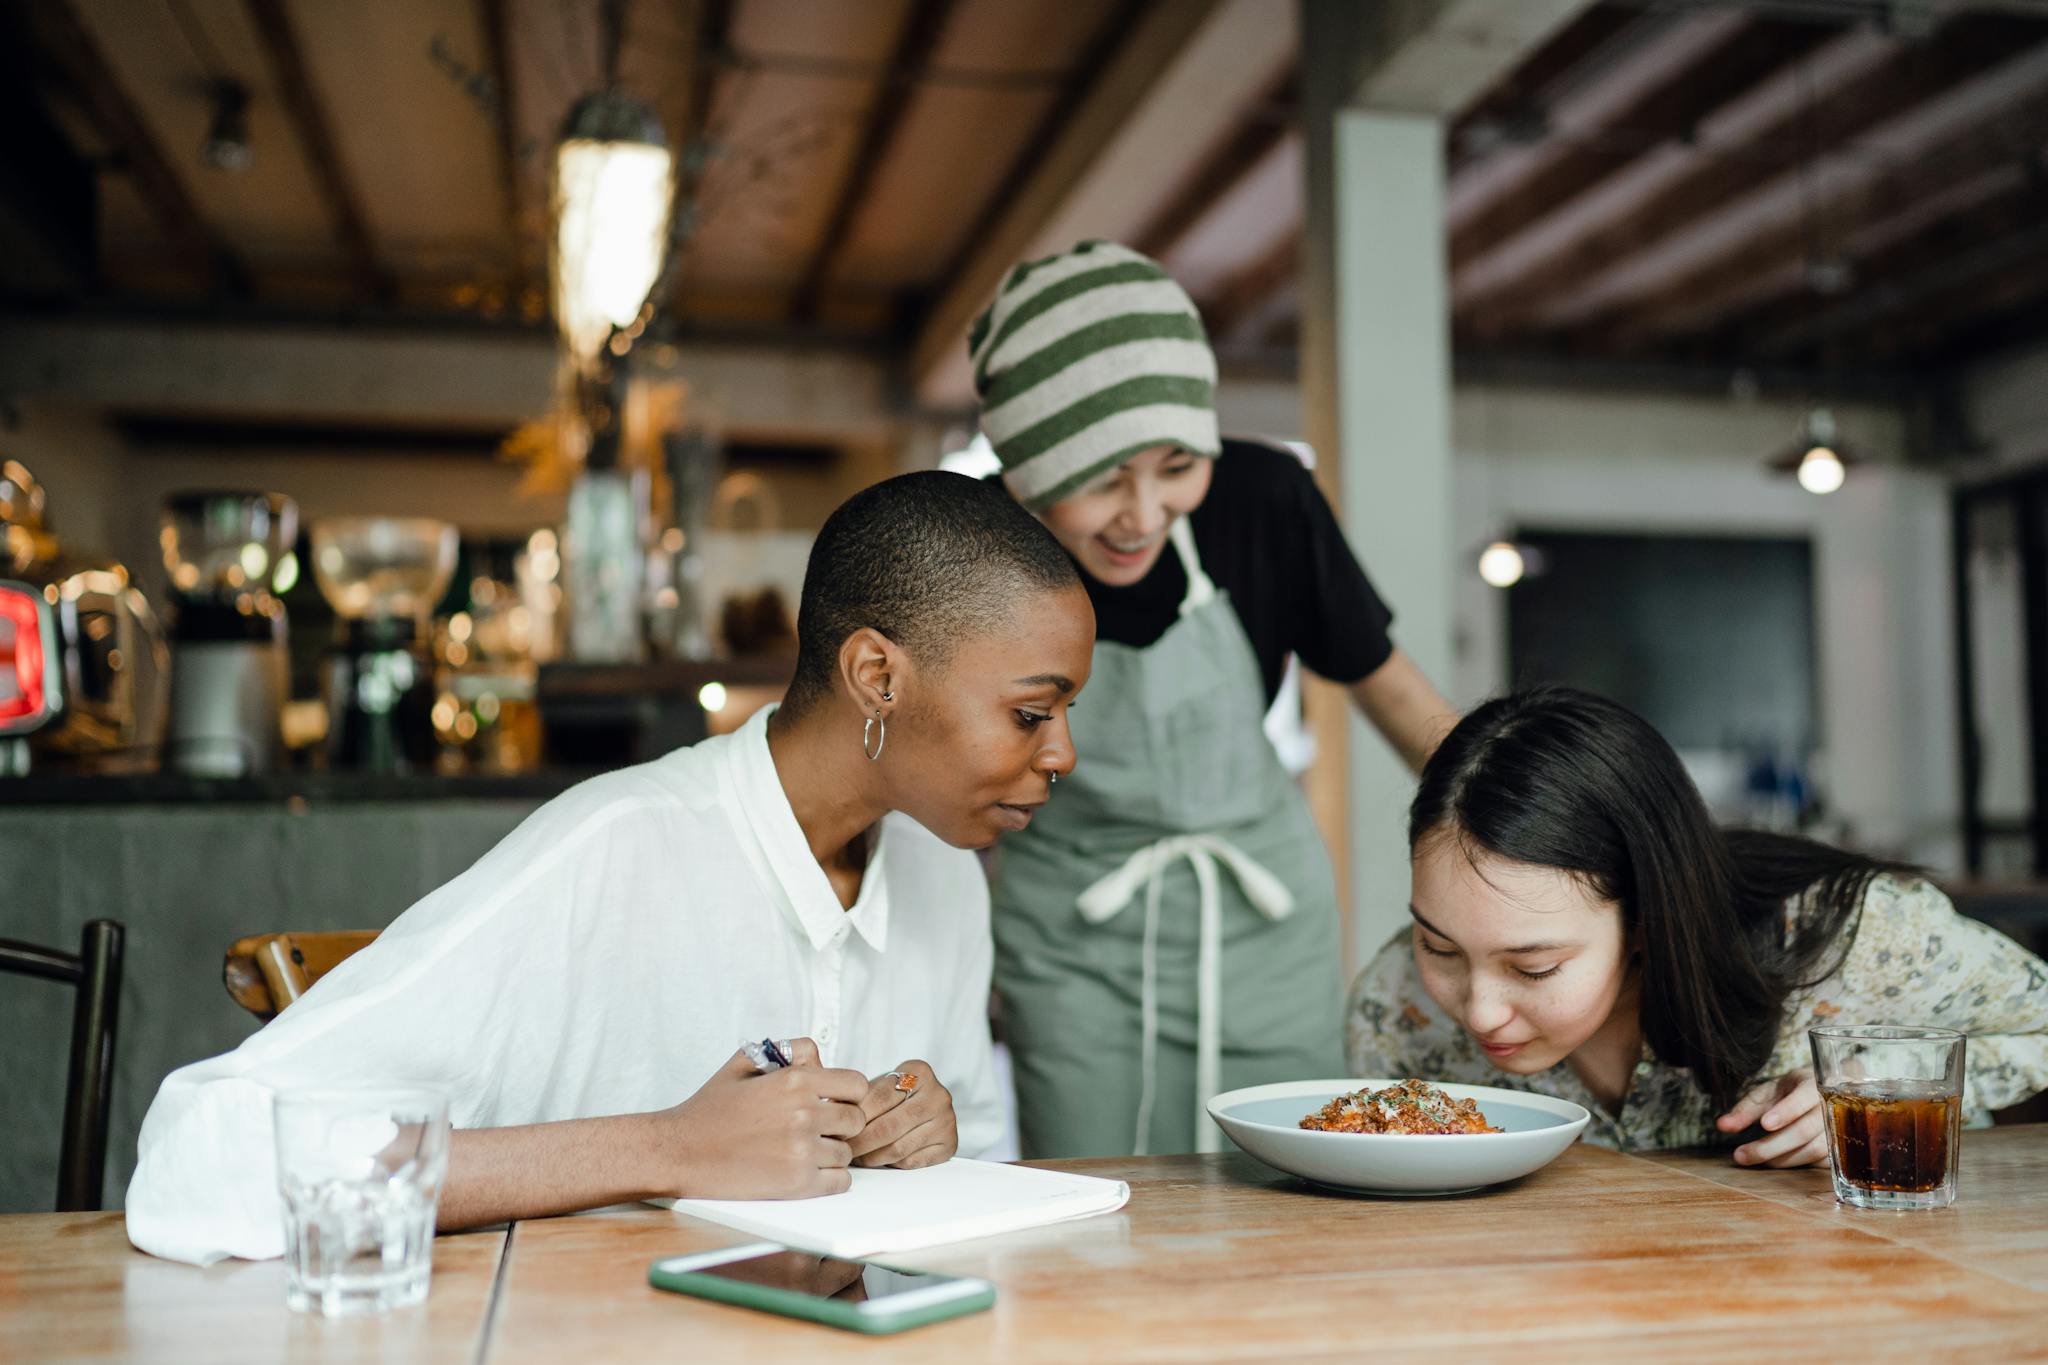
977;240;1457;1159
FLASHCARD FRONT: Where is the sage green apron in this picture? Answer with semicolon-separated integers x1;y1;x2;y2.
991;518;1343;1158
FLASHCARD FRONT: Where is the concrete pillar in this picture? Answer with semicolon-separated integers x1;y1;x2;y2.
1300;5;1457;969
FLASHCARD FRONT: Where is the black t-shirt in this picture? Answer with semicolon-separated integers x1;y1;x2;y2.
1065;438;1396;704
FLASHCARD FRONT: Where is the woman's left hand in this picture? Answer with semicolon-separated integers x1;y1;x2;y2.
1716;1069;1828;1168
848;1059;957;1170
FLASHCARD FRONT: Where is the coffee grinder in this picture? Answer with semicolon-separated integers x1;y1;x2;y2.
311;517;457;773
161;491;297;777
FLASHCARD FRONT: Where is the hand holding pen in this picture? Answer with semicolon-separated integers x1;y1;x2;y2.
647;1037;870;1200
741;1037;796;1072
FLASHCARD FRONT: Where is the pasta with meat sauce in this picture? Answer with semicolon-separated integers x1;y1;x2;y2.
1300;1079;1500;1135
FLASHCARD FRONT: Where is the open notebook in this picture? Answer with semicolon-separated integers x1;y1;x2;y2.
654;1158;1130;1258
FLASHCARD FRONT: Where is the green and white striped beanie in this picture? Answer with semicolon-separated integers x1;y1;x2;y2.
969;240;1220;510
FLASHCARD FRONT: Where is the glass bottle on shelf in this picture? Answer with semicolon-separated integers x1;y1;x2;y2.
563;437;648;664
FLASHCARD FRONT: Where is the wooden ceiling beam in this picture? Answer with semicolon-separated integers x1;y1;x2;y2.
15;0;249;296
1446;5;1647;176
666;0;734;311
1449;16;1833;271
683;0;734;157
1585;78;2048;352
910;0;1261;406
1762;218;2048;362
1201;230;1300;344
1463;11;2048;337
1134;65;1298;265
788;0;959;323
907;0;1150;348
0;19;99;295
1889;253;2048;367
1330;0;1595;116
1704;160;2048;355
245;0;393;304
477;0;531;289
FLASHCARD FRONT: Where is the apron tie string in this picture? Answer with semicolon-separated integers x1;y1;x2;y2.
1171;516;1216;618
1077;834;1294;1155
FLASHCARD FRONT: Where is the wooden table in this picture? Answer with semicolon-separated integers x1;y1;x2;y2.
0;1215;505;1364
7;1127;2047;1362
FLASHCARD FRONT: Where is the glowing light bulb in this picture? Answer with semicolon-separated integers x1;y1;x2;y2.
1477;541;1526;589
1797;445;1845;495
698;681;728;713
553;125;673;371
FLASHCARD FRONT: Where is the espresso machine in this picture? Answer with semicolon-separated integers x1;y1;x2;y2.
311;516;457;773
161;491;297;777
1;460;172;777
0;462;61;775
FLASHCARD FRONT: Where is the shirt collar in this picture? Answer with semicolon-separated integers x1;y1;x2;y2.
724;705;890;953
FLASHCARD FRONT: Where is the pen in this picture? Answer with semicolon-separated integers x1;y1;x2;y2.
741;1037;795;1072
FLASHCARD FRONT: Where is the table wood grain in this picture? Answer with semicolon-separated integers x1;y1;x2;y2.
0;1212;506;1365
485;1132;2048;1363
1646;1123;2048;1295
5;1128;2046;1363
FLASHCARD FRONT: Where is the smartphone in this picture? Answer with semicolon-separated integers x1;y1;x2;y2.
647;1243;995;1335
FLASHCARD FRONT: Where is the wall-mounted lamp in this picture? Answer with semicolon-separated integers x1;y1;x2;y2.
1476;539;1547;589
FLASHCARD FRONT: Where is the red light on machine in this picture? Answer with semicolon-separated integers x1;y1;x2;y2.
0;582;57;731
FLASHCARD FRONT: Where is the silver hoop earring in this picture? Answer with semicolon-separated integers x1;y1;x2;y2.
863;713;887;762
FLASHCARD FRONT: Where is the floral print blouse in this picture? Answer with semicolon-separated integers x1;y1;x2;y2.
1345;875;2048;1151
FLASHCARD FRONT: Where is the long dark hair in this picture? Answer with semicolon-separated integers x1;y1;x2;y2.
1410;686;1916;1111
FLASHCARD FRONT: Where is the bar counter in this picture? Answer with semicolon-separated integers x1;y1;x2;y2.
0;769;596;806
1;775;591;1214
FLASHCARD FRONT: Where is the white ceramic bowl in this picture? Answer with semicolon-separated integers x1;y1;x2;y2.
1207;1079;1590;1195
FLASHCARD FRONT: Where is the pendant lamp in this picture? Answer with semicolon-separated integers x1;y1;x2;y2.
551;89;675;377
1767;407;1857;496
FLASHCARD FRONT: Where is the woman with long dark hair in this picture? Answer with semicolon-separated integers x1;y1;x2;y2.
1347;686;2048;1164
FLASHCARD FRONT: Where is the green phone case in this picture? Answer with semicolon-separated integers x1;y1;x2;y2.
647;1256;996;1335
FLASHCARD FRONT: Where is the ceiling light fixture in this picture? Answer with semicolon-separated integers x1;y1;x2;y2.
1797;443;1846;495
1477;540;1549;589
551;90;675;378
1767;407;1856;496
1477;541;1525;589
201;80;253;172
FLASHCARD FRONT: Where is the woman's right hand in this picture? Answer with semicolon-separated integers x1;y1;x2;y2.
1716;1069;1828;1168
652;1038;870;1199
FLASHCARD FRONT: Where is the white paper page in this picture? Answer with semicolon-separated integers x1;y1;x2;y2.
654;1158;1130;1258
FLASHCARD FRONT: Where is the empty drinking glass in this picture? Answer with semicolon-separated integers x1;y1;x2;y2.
273;1087;451;1316
1809;1025;1965;1211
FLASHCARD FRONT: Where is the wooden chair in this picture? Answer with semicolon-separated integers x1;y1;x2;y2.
0;919;124;1211
223;931;378;1022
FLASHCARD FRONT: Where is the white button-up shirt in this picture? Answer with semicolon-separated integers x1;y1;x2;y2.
125;706;1002;1265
